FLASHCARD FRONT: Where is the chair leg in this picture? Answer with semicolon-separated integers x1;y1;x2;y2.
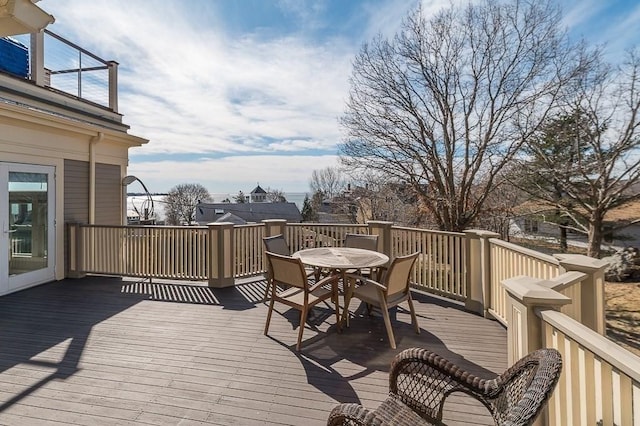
264;296;276;335
296;308;309;351
407;294;420;334
263;279;271;301
378;296;396;349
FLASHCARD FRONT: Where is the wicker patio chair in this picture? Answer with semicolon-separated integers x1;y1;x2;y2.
327;347;562;426
264;251;341;351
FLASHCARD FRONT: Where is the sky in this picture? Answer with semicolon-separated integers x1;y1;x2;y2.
39;0;640;197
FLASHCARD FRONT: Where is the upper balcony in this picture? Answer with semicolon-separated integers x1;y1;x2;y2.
1;28;126;132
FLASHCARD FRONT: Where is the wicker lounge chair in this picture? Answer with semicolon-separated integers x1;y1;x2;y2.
327;347;562;426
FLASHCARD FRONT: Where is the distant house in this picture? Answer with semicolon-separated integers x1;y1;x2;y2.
195;202;302;225
511;200;640;248
249;184;267;203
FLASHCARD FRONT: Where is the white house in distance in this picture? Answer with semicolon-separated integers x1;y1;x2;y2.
249;184;267;203
511;199;640;250
0;2;147;296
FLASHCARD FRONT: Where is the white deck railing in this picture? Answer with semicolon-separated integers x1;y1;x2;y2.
392;226;467;301
286;223;369;252
234;224;265;277
541;309;640;426
489;238;560;325
74;224;209;280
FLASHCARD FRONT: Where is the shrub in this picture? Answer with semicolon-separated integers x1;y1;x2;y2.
604;247;640;282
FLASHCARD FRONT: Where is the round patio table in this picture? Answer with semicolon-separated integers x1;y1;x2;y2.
292;247;389;271
292;247;390;325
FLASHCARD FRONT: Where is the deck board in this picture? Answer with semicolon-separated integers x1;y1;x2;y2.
0;276;507;425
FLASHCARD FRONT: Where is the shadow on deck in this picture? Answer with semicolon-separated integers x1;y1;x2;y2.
0;276;507;425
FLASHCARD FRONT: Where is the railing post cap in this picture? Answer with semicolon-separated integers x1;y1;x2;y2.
554;254;609;271
207;222;234;227
463;229;501;239
262;219;287;224
502;275;572;306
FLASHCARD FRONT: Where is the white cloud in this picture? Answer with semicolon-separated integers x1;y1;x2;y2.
42;0;354;157
127;154;341;193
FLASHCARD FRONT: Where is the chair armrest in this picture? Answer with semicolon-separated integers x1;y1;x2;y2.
388;348;492;421
344;274;386;291
389;348;561;425
327;403;382;425
309;274;339;292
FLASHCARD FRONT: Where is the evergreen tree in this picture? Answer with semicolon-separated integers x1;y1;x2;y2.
517;111;595;251
234;191;246;203
301;195;317;222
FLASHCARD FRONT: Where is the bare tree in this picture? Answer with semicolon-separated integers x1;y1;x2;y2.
265;187;287;203
309;166;346;199
519;50;640;257
474;173;527;240
346;171;425;225
163;183;211;225
340;0;580;232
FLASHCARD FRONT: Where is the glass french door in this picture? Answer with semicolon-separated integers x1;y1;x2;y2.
0;163;55;295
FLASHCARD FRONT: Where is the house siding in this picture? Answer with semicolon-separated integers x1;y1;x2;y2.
95;163;122;225
64;159;89;223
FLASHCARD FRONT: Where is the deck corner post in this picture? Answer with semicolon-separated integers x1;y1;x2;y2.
262;219;287;238
502;276;571;365
207;222;235;288
553;254;609;335
463;229;499;317
367;221;393;257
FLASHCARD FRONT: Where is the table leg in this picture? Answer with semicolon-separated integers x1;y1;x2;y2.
341;272;355;327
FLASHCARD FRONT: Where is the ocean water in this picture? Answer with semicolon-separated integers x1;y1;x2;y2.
128;192;310;222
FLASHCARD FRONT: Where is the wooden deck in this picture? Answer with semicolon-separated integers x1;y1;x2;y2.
0;276;507;425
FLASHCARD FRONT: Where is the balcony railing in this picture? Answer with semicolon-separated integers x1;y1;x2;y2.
66;219;639;425
7;30;118;112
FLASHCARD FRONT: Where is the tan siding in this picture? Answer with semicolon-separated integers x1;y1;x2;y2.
95;163;121;225
64;159;89;223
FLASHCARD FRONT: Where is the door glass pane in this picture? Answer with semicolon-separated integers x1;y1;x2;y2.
8;172;48;276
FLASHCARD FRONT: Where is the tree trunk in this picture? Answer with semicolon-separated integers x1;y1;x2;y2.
559;222;568;253
587;215;605;258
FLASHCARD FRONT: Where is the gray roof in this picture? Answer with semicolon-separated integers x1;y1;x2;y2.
196;202;302;224
251;184;267;194
217;212;247;225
